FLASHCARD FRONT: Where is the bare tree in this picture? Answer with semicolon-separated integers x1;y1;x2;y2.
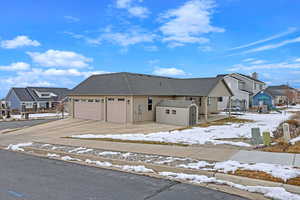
285;85;296;107
56;102;65;119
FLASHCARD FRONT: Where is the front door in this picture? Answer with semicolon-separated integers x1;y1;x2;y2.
189;105;197;126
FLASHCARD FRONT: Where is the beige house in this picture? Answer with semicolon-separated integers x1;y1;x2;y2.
68;72;233;124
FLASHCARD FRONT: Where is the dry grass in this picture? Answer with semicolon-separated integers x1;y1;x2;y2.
263;141;300;153
64;137;188;147
174;117;254;131
231;170;300;186
197;117;254;128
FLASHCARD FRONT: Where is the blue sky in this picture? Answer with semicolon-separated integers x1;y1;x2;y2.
1;0;300;98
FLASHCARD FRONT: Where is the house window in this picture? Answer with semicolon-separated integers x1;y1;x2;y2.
148;97;153;111
88;99;94;102
172;110;176;114
81;99;87;102
218;97;223;102
208;97;211;105
118;98;125;101
74;99;79;102
95;99;100;103
108;98;114;101
165;109;170;114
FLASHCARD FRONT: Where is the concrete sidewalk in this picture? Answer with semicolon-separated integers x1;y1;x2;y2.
230;150;300;167
40;137;300;167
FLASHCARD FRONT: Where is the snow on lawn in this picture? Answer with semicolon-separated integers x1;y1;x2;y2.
6;143;33;151
85;159;154;173
159;172;300;200
179;160;300;182
71;112;292;147
12;112;69;119
290;136;300;145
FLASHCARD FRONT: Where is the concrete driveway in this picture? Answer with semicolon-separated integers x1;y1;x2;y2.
0;118;181;146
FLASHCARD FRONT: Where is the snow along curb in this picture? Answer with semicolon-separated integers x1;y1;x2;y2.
20;146;300;196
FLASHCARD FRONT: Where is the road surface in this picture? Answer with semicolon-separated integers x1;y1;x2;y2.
0;150;248;200
0;119;57;131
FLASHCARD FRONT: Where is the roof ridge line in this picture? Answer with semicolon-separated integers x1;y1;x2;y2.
25;87;37;101
123;73;133;95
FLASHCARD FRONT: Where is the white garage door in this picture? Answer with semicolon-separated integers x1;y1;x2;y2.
107;98;126;123
74;100;103;121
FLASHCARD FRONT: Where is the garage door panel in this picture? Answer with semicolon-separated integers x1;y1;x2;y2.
75;101;103;121
107;98;126;123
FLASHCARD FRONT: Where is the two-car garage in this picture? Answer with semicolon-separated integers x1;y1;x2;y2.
73;97;128;123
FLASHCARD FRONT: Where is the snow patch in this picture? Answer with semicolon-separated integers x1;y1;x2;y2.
99;151;121;156
121;165;154;173
290;136;300;145
6;143;33;151
71;112;291;147
61;156;81;161
47;153;60;158
159;172;300;200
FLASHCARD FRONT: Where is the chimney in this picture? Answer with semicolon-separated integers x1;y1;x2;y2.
252;72;258;80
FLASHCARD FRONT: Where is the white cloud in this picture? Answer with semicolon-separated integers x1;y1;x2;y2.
242;58;255;62
102;30;155;46
144;45;158;51
1;35;40;49
148;59;160;65
199;45;213;52
116;0;132;8
228;62;300;72
27;49;92;68
243;36;300;54
228;27;297;50
159;0;224;47
249;60;266;65
153;67;188;76
43;68;110;78
64;16;80;23
0;62;30;71
116;0;149;18
295;58;300;62
1;68;109;90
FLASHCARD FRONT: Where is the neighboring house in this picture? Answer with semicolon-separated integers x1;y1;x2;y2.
265;85;298;105
5;87;70;112
252;90;274;110
217;74;250;111
297;89;300;104
217;72;265;111
0;99;9;118
68;72;233;124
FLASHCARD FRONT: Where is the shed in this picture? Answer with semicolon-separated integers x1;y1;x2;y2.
156;100;198;126
252;90;274;110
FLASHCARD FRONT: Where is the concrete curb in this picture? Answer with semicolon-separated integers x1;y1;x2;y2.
21;146;300;196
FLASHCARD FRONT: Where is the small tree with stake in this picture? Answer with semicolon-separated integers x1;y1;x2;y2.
285;84;296;108
56;102;65;119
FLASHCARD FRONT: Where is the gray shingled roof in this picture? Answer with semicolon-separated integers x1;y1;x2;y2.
26;87;70;101
70;72;227;96
236;73;265;84
6;87;69;102
11;88;35;101
157;100;195;108
265;86;290;97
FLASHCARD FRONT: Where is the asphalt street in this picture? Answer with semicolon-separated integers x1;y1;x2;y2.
0;119;57;131
0;150;248;200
